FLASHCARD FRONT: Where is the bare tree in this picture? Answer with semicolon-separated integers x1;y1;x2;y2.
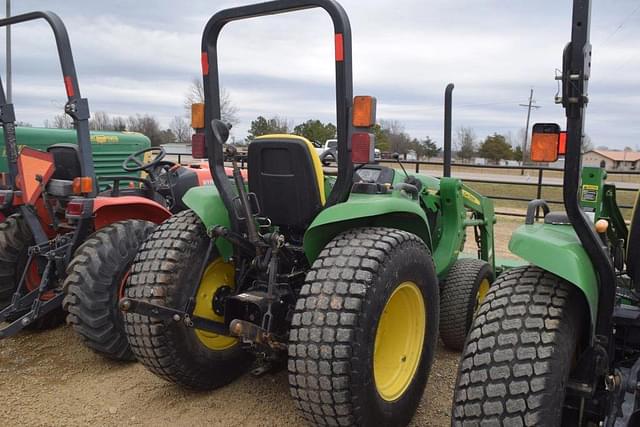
170;116;192;144
127;114;164;146
582;134;594;153
456;126;476;162
111;116;127;131
379;119;411;154
184;77;238;126
45;113;73;129
90;111;112;130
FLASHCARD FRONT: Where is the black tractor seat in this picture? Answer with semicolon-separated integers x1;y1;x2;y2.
248;135;325;234
47;143;82;181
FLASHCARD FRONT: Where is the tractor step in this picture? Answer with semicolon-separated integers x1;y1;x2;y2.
0;292;64;339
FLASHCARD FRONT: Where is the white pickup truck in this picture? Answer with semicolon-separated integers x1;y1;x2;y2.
314;139;380;161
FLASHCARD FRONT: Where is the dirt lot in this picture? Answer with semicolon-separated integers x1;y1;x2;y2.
0;327;459;426
0;217;522;427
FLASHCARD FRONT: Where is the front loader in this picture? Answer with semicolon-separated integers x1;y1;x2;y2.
120;0;498;425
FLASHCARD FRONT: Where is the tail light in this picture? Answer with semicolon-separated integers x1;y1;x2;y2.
65;200;85;217
72;177;93;194
351;132;375;164
558;131;567;156
192;133;206;159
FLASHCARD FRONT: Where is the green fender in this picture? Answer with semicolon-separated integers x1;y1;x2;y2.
182;185;233;261
303;192;432;264
509;223;598;333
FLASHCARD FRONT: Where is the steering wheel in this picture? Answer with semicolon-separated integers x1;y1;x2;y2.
122;147;167;172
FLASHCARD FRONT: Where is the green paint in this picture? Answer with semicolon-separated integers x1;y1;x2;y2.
431;178;466;277
303;190;432;264
580;167;606;216
0;127;150;181
509;223;598;332
182;185;233;260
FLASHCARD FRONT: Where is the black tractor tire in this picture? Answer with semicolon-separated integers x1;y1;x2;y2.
62;220;156;361
123;210;251;389
439;258;494;351
452;265;586;426
0;214;31;308
288;227;439;427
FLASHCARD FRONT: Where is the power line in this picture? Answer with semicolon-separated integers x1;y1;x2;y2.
519;88;541;166
600;2;640;46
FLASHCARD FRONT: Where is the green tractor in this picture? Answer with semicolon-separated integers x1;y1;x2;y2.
453;0;640;425
120;0;495;424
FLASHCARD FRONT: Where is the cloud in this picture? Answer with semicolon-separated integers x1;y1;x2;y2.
0;0;638;149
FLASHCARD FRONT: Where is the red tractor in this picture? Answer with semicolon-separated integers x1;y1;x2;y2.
0;12;215;361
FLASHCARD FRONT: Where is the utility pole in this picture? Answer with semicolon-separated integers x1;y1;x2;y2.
5;0;10;102
519;88;541;166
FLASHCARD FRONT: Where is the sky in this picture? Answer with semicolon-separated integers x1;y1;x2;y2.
1;0;639;149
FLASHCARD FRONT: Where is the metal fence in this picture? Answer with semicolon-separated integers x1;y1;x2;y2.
166;149;639;219
394;160;639;218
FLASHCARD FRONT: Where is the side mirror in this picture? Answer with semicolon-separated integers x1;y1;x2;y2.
211;119;230;145
530;123;560;162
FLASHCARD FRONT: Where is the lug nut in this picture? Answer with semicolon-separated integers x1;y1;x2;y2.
119;299;131;311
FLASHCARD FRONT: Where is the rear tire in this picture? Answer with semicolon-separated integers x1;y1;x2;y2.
62;220;156;360
0;213;65;329
0;214;31;308
289;227;439;426
123;210;251;389
452;265;586;426
439;258;494;351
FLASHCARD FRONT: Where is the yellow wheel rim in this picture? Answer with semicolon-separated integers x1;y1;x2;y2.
373;281;426;402
475;278;491;312
193;258;238;350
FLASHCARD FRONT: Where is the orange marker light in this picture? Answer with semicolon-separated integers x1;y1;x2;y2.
595;219;609;234
352;96;377;128
191;103;205;129
530;123;560;163
72;176;93;194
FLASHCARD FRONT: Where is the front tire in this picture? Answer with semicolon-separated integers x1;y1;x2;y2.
123;210;251;389
452;266;586;426
62;220;156;360
289;227;439;426
439;258;494;351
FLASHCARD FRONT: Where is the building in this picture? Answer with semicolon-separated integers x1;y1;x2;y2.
582;149;640;171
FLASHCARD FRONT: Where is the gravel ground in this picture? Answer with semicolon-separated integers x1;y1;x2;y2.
0;218;520;426
0;326;459;426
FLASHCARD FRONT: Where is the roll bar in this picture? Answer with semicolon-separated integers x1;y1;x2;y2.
561;0;615;349
201;0;354;233
0;11;94;196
